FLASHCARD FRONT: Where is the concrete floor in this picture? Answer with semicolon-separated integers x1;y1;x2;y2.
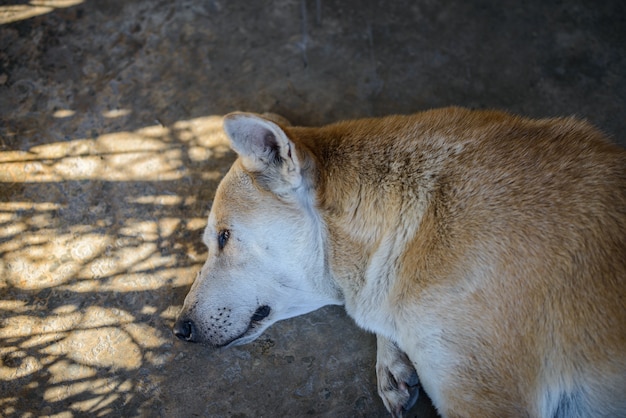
0;0;625;417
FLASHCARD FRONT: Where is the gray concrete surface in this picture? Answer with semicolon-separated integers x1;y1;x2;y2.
0;0;624;417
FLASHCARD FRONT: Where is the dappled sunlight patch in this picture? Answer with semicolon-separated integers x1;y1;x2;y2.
0;299;28;311
0;114;229;183
0;311;83;339
55;327;143;370
159;305;183;321
102;109;132;119
0;350;42;380
124;322;169;350
174;116;232;162
0;0;84;25
0;114;235;415
53;109;77;119
3;230;111;290
118;221;161;243
46;359;97;385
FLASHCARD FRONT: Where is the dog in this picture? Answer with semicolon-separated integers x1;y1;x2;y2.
174;107;626;417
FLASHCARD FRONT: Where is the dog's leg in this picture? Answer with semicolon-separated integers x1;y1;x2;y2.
376;334;420;417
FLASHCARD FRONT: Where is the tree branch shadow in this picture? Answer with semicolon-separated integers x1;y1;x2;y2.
0;113;235;417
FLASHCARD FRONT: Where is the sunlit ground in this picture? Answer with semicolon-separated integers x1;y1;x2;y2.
0;0;85;25
0;115;233;416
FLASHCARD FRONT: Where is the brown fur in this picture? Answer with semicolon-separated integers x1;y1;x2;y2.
286;108;626;416
176;107;626;417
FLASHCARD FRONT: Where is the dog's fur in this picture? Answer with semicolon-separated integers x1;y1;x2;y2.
174;107;626;417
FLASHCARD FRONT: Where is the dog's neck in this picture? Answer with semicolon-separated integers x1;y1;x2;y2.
290;119;446;336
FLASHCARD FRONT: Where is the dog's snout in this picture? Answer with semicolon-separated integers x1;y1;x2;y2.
173;318;197;342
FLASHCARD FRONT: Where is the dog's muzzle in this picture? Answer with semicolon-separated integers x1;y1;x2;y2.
173;305;272;345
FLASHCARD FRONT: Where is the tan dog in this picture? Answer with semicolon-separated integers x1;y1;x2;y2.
174;107;626;417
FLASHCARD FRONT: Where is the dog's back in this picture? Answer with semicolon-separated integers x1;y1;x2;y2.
296;108;626;417
425;111;626;417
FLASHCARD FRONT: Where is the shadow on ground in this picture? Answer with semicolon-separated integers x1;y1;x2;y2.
0;115;230;416
0;0;624;416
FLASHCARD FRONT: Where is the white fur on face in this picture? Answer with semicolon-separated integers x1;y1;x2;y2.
178;165;341;347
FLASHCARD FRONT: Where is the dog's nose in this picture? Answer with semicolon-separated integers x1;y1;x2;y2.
173;318;197;342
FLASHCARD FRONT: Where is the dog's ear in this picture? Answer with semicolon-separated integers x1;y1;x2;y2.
223;112;302;190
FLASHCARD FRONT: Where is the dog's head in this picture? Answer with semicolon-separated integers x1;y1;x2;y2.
174;113;342;347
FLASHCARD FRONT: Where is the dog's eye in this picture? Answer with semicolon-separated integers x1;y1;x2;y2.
217;229;230;250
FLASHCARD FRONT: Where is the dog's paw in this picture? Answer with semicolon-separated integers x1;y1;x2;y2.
376;336;420;418
377;363;420;417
